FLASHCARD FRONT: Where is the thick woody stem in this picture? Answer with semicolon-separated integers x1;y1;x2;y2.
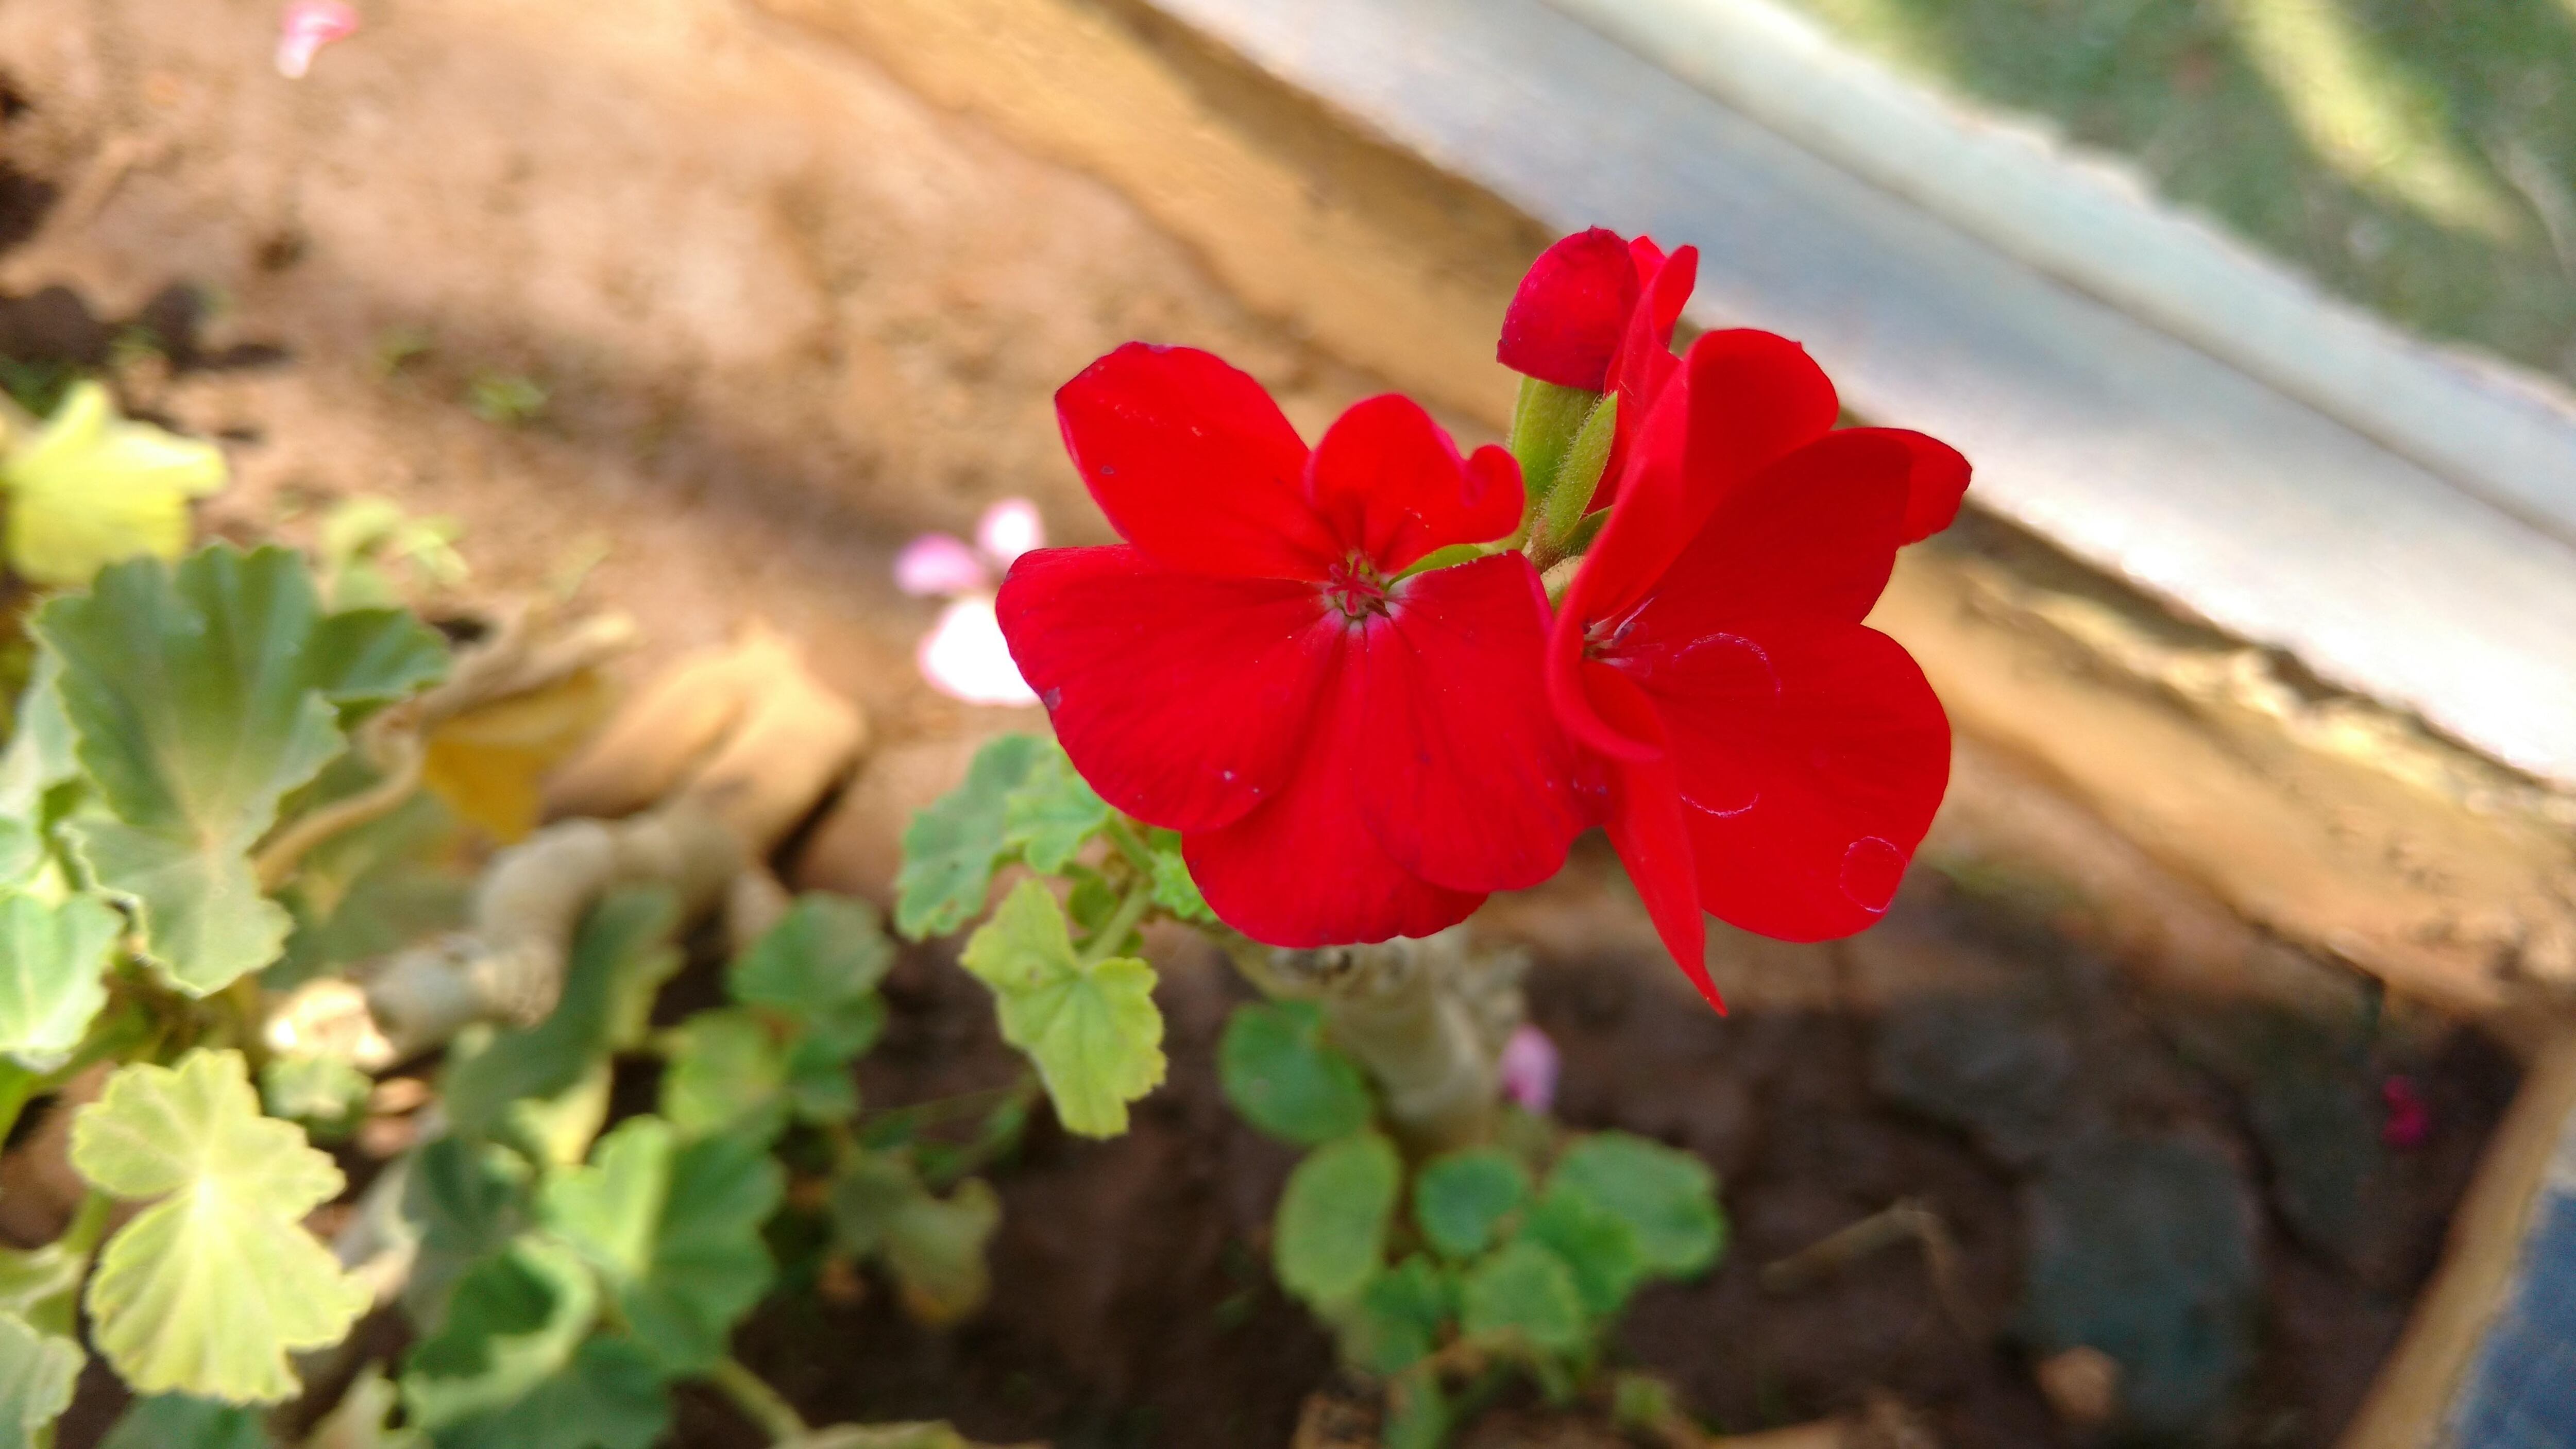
1230;928;1529;1154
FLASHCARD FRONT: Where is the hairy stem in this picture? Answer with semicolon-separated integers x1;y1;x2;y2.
1225;928;1527;1153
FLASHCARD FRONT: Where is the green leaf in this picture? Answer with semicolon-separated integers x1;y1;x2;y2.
1545;1133;1724;1278
658;1008;787;1143
782;1033;861;1123
1349;1254;1452;1376
1000;746;1110;874
403;1238;595;1426
1147;846;1214;925
1218;1000;1372;1148
958;879;1164;1138
275;791;467;987
0;890;120;1067
1381;1369;1451;1449
259;1053;371;1139
1415;1148;1531;1262
402;1137;533;1329
98;1394;272;1449
36;545;448;993
427;1339;666;1449
1520;1184;1645;1317
893;734;1044;939
0;381;226;589
1459;1240;1587;1354
541;1116;782;1375
730;893;893;1048
1274;1131;1399;1310
70;1048;370;1403
827;1153;1002;1325
0;1311;80;1449
442;888;677;1140
401;1238;668;1449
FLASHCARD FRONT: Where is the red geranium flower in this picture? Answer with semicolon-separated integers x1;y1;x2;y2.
1497;227;1700;501
1548;329;1970;1008
999;343;1592;946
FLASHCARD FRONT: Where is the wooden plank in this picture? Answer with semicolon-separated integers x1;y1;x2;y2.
1146;0;2576;790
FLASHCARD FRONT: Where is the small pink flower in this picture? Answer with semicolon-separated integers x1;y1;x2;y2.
2383;1075;2431;1150
277;0;359;78
903;499;1044;706
894;534;990;598
1498;1024;1561;1115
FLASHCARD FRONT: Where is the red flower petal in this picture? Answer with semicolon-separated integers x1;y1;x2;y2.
1594;243;1697;507
997;545;1330;832
1615;429;1911;661
1304;395;1524;572
1054;343;1338;579
1877;427;1972;542
1655;620;1952;941
1353;554;1588;893
1582;662;1721;1010
1497;228;1640;391
1183;649;1484;947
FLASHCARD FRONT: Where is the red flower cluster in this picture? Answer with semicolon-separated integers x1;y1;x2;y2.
998;230;1968;1007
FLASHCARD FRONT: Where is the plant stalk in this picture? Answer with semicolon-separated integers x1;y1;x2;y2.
708;1356;811;1445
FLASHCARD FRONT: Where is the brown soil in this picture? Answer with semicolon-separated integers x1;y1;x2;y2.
663;846;2513;1449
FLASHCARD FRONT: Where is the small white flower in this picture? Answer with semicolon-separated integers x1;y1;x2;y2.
901;499;1045;705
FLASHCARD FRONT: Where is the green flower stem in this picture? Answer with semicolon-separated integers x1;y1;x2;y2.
707;1355;810;1445
1077;881;1156;970
1099;818;1158;877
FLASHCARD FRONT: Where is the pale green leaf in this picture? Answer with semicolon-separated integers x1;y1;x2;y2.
1414;1148;1531;1262
1218;1000;1371;1148
827;1153;1001;1325
658;1008;787;1141
70;1048;370;1403
958;879;1164;1138
0;1311;80;1449
0;889;120;1067
1274;1131;1399;1310
999;746;1110;874
1459;1240;1587;1354
0;381;226;589
1546;1133;1724;1278
37;545;448;993
893;734;1044;939
540;1116;782;1374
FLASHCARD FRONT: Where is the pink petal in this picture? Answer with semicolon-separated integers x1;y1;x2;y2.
277;0;360;79
976;498;1045;568
895;534;992;598
916;595;1038;706
1498;1025;1561;1115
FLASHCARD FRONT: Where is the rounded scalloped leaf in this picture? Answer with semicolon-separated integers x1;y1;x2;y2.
70;1049;369;1404
959;879;1165;1138
37;544;447;995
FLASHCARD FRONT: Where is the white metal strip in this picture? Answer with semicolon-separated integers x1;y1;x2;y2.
1145;0;2576;788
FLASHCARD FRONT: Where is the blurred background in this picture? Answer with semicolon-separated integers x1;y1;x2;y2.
4;0;2574;1445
